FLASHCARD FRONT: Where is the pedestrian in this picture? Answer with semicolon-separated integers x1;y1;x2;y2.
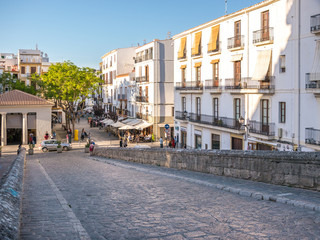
81;128;85;142
160;137;163;148
124;138;127;147
17;144;22;155
89;143;94;155
52;130;56;139
171;137;175;148
44;131;49;140
67;128;72;144
120;138;123;147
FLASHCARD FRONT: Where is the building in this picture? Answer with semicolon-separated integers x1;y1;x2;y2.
0;53;19;79
0;90;54;146
133;39;174;139
173;0;320;151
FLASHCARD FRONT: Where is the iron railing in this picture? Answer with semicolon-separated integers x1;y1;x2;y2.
305;128;320;145
227;35;245;49
135;76;148;82
207;41;221;54
175;81;203;91
189;113;244;130
305;73;320;88
135;53;153;63
178;49;187;60
191;46;202;57
205;78;221;90
311;14;320;33
225;77;275;90
175;111;187;120
249;120;275;136
253;27;274;44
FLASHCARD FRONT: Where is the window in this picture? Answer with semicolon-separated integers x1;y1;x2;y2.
196;66;201;85
182;97;186;112
208;25;220;53
234;98;241;120
196;97;201;120
145;65;149;81
172;107;174;117
280;55;286;73
109;72;113;84
279;102;286;123
192;32;202;56
234;61;241;87
213;98;219;119
195;134;202;149
212;61;219;86
178;37;187;59
181;67;186;86
21;66;25;74
261;11;269;29
261;99;269;125
145;86;148;102
234;20;241;47
211;134;220;150
31;67;36;74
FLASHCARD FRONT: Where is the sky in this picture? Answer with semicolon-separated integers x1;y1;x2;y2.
0;0;263;69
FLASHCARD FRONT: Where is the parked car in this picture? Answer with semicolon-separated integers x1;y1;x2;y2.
39;140;72;152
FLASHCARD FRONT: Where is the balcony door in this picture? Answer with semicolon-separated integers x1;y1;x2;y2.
213;62;219;87
234;20;241;47
196;97;201;121
196;66;201;87
234;61;241;87
261;11;269;41
261;99;269;134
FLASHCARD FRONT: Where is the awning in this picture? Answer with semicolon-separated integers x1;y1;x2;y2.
208;25;220;52
230;54;243;62
194;62;202;68
210;59;220;64
102;119;114;125
119;125;135;130
180;65;187;69
111;121;126;128
251;49;272;81
310;40;320;81
126;119;142;126
178;37;187;59
247;137;278;147
121;118;135;124
191;31;202;55
134;121;153;130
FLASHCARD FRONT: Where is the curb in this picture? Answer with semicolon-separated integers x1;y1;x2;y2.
0;149;26;240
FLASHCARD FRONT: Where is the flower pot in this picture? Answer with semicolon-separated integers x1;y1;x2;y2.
57;147;63;153
85;147;89;153
28;149;34;155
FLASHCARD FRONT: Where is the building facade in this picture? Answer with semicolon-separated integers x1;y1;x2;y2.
173;0;320;151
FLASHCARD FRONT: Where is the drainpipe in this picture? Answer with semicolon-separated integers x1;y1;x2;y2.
246;10;250;149
298;0;301;151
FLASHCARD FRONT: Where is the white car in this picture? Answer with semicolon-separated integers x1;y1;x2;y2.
39;140;72;152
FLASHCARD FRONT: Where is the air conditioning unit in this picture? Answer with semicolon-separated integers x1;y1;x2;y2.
278;128;283;138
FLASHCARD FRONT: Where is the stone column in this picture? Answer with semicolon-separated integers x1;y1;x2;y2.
22;113;28;145
1;113;7;146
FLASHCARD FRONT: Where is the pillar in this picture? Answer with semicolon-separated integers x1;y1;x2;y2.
22;113;28;145
1;113;7;146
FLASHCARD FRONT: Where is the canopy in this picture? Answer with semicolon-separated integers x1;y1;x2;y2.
119;125;135;130
178;37;187;59
134;121;153;130
126;119;142;126
208;25;220;52
111;121;126;128
121;118;135;124
251;49;272;81
310;40;320;81
191;31;202;55
102;119;114;125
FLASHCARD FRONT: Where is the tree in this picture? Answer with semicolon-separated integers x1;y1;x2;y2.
39;61;102;134
0;72;39;95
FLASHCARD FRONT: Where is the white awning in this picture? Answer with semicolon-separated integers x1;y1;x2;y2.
121;118;135;124
310;40;320;81
102;119;114;125
134;121;153;130
251;49;272;81
119;125;135;130
230;54;243;62
111;121;126;128
126;119;142;126
247;137;278;147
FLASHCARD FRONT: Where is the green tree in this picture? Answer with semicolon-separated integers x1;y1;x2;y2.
40;61;102;134
0;72;39;95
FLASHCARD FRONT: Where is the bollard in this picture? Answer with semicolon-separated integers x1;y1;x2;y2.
74;129;79;141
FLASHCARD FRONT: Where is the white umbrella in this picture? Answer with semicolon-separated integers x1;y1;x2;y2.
119;125;135;130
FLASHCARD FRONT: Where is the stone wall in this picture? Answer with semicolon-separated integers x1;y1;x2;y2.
0;149;26;240
93;148;320;191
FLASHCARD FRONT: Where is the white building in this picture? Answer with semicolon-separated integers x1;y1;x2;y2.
134;39;174;139
101;47;135;114
173;0;320;151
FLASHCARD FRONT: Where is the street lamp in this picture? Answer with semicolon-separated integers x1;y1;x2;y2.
183;110;190;120
239;116;249;141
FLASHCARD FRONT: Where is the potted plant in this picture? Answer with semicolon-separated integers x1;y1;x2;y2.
85;142;90;153
57;141;63;153
28;144;34;155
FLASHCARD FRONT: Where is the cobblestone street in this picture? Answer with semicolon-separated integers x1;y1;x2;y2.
19;147;320;239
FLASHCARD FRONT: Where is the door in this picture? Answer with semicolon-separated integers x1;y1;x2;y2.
261;11;269;41
234;61;241;87
232;137;243;150
181;131;187;148
234;20;241;47
261;99;269;134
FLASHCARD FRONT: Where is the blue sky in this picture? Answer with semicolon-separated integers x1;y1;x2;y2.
0;0;262;69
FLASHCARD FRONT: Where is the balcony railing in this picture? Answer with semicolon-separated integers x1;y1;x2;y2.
253;27;274;44
135;76;148;82
311;14;320;33
178;50;187;60
135;53;153;63
175;111;187;120
305;73;320;89
207;42;221;54
249;120;275;136
191;46;202;57
225;77;275;90
136;96;148;102
227;35;245;49
305;128;320;145
189;113;244;130
205;78;221;90
175;81;203;91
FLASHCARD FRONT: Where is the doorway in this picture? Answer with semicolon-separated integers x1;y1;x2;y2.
232;137;243;150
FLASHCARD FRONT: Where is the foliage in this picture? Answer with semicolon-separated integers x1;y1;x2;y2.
29;143;34;150
85;142;90;148
0;72;39;95
57;141;62;148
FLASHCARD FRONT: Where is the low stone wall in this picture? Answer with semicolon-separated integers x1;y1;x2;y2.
0;149;26;240
93;148;320;191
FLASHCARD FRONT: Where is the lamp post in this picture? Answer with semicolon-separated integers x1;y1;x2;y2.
239;116;249;149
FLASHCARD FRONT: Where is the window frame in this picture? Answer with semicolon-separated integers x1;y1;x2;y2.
279;102;286;123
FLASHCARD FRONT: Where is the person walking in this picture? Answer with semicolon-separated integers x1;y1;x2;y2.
67;128;72;144
160;137;163;148
44;132;49;140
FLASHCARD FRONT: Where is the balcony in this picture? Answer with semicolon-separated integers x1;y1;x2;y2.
311;14;320;34
175;81;203;92
189;113;244;131
207;42;221;54
135;53;153;63
191;46;202;58
204;79;222;93
135;76;148;83
175;111;187;121
249;120;275;137
178;50;187;60
305;128;320;146
305;73;320;97
136;96;148;103
253;27;274;45
224;77;275;94
227;35;245;51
